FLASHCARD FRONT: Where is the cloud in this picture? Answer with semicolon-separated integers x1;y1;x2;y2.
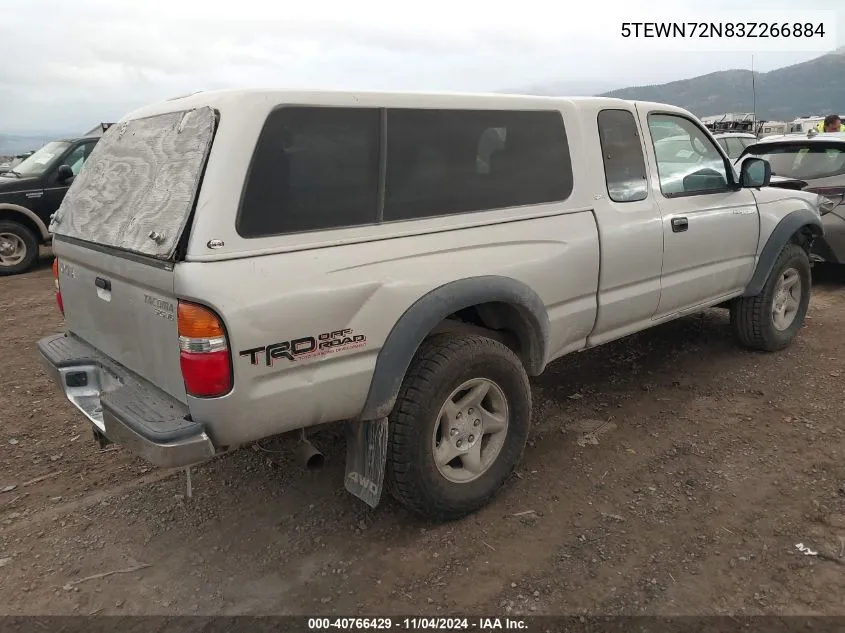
0;0;841;133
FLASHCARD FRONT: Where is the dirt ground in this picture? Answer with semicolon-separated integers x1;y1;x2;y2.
2;253;845;617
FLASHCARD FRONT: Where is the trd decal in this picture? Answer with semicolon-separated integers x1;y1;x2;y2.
240;328;367;367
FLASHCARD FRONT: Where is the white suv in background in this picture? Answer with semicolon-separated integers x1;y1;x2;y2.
713;132;758;159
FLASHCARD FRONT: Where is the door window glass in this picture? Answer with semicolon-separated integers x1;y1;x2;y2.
649;114;729;196
597;109;648;202
62;143;94;176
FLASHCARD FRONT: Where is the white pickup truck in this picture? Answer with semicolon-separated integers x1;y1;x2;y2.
37;90;826;521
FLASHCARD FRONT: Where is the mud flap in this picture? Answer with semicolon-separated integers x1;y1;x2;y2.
344;418;388;508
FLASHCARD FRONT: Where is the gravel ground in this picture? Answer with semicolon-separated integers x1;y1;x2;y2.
1;257;844;616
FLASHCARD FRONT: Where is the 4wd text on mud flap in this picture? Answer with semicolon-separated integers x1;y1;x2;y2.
347;472;379;496
239;329;367;366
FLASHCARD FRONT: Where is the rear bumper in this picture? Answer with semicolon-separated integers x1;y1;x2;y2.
37;333;216;468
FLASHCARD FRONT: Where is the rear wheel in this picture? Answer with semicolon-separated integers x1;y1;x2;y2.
387;333;531;521
0;221;39;276
730;243;811;351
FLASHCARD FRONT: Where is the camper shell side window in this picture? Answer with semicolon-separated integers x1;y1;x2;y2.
236;106;575;239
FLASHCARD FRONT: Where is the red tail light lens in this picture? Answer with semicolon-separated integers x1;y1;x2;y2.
177;301;232;398
52;258;64;316
179;350;232;397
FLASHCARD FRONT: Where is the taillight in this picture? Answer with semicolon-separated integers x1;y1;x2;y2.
52;258;64;316
177;301;232;398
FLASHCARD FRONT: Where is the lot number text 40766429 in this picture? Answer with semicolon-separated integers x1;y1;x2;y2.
306;617;528;630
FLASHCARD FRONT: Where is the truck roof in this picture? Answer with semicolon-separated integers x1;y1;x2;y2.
120;88;691;121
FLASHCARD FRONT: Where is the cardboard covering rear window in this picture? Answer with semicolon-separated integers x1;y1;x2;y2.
50;107;216;260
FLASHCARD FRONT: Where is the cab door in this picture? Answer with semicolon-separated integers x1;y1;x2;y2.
587;107;665;347
637;108;760;319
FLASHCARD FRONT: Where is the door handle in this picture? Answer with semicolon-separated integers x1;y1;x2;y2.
94;277;111;291
671;217;688;233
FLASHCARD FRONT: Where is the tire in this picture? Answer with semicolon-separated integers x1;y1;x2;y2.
0;221;39;276
387;333;532;521
730;243;811;352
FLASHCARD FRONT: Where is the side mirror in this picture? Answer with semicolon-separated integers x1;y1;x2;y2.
739;157;771;188
682;167;728;193
56;164;74;182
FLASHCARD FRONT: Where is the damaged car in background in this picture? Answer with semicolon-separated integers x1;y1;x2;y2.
737;132;845;265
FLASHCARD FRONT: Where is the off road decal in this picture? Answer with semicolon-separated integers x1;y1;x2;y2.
240;328;367;366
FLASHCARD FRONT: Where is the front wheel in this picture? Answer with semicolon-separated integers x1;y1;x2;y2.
387;333;532;521
730;243;811;352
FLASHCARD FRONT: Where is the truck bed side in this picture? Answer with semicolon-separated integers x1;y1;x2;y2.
177;211;600;447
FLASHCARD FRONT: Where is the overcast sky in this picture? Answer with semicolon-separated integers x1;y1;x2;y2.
0;0;841;134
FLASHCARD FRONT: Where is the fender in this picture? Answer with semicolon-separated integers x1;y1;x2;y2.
357;275;550;421
743;209;823;297
0;203;50;240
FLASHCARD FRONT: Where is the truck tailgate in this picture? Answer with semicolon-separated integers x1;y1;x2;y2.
48;106;218;405
54;239;186;403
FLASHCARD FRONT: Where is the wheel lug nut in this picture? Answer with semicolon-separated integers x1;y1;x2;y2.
456;412;462;419
456;440;463;448
469;435;475;442
473;419;480;426
468;408;474;414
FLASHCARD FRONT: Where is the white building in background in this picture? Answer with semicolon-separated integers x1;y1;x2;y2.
758;121;788;137
698;112;839;138
700;112;757;134
783;116;843;134
786;116;822;133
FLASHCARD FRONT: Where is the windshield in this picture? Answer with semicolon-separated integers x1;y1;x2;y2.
650;125;683;143
718;136;756;159
741;143;845;180
654;138;705;164
12;141;71;177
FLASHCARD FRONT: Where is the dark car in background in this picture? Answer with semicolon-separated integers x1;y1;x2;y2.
0;134;100;275
737;132;845;266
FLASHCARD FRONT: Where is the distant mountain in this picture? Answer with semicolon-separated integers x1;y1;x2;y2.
521;49;845;121
602;49;845;120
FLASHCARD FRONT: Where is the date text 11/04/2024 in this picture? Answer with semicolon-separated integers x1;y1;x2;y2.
621;22;826;38
307;618;528;631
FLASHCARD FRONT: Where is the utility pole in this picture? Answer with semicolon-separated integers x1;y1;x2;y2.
751;54;757;135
